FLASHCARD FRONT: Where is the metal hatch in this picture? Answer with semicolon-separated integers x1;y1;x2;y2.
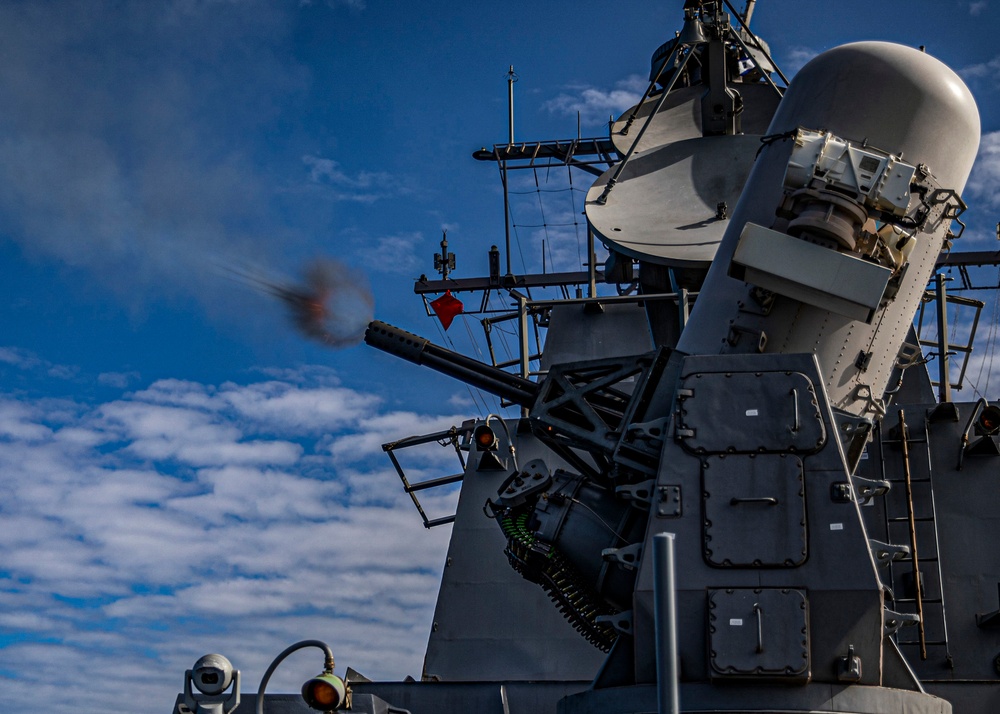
677;370;826;454
708;587;811;681
702;454;808;567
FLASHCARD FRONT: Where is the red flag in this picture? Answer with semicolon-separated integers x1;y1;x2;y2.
430;290;464;330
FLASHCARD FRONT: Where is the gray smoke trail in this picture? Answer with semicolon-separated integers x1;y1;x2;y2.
236;259;375;348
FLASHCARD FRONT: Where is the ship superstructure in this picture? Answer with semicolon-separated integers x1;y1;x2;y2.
174;3;1000;713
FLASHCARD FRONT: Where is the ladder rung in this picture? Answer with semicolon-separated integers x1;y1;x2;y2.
889;598;943;604
888;516;936;523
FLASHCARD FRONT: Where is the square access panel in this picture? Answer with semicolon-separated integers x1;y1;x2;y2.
702;454;807;568
708;587;810;681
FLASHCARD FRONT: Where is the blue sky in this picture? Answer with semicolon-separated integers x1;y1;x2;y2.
1;1;999;711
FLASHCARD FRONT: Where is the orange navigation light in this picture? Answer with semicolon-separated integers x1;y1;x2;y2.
473;422;507;471
301;671;347;711
980;405;1000;435
474;424;498;450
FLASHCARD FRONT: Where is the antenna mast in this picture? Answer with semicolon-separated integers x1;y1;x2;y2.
506;66;518;145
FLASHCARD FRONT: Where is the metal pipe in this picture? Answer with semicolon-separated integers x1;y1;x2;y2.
936;273;952;403
500;65;516;292
502;163;512;275
725;23;784;97
515;292;531;417
619;38;678;137
653;532;680;714
507;65;516;146
722;0;789;87
587;227;597;298
256;640;337;714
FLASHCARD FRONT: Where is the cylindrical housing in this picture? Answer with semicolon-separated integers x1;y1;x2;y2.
653;533;680;714
675;42;980;416
365;320;539;408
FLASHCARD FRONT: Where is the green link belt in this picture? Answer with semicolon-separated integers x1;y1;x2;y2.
500;513;619;651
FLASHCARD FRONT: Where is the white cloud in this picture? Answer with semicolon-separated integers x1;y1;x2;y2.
965;131;1000;209
98;399;304;468
0;346;80;380
128;379;220;409
0;399;54;440
543;75;646;128
354;232;425;275
97;370;141;389
960;54;1000;85
220;380;380;432
0;346;31;367
783;46;819;77
970;1;988;15
255;364;343;386
302;155;412;203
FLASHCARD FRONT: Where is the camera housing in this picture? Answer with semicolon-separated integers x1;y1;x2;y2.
191;654;234;696
181;653;240;714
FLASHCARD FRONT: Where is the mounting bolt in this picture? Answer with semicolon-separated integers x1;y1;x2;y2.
837;645;862;682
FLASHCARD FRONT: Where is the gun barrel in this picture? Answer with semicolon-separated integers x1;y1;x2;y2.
364;320;539;408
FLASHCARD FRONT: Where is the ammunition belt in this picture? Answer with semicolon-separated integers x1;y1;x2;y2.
499;513;618;651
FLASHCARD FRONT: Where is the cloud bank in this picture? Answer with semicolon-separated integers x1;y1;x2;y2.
965;131;1000;210
0;359;466;712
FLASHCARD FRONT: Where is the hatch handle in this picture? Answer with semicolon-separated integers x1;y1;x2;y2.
791;388;800;432
753;603;764;654
730;496;778;506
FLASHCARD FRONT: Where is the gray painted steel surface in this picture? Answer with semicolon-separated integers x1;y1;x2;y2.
610;83;781;156
586;134;761;267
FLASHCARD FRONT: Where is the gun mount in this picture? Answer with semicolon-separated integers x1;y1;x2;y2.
353;32;989;714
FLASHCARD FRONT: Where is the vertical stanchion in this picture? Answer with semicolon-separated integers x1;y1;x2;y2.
935;273;951;403
653;532;680;714
587;227;597;299
516;292;530;418
502;163;512;276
